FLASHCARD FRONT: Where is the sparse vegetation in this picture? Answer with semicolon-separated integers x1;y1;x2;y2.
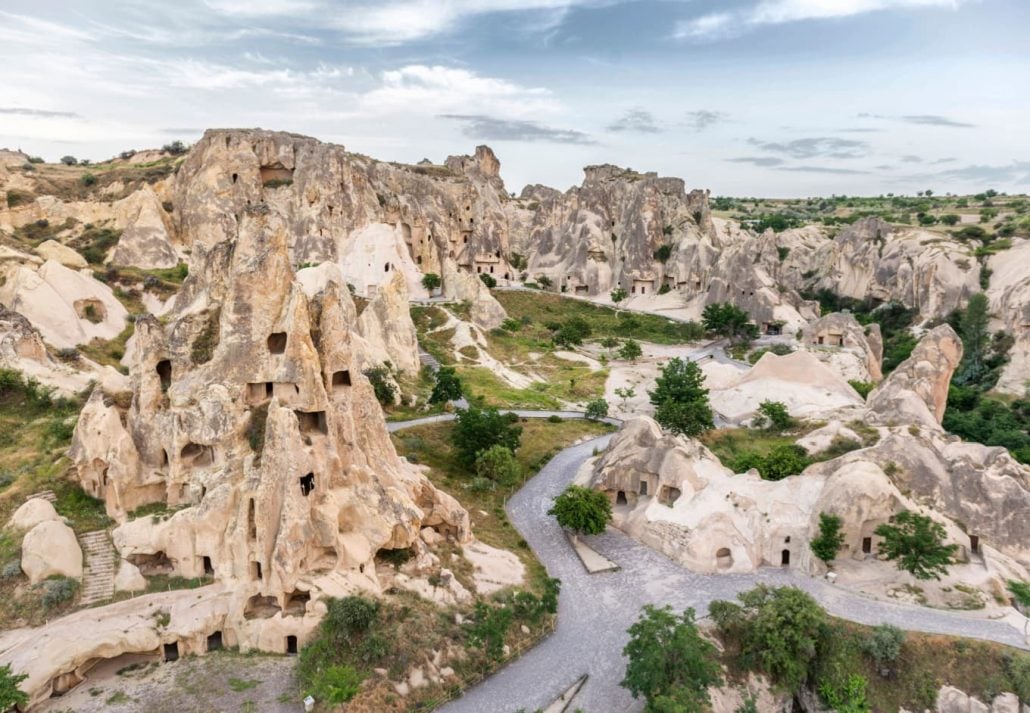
549;484;612;536
875;511;957;580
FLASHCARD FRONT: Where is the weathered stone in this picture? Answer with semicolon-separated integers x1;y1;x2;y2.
7;498;61;531
36;240;87;269
21;520;83;584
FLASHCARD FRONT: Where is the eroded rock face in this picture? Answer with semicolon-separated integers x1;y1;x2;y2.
986;238;1030;395
65;180;470;666
800;311;883;382
868;324;962;427
21;520;82;584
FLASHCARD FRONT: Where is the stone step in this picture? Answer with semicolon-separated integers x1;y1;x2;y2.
77;530;116;605
27;490;57;503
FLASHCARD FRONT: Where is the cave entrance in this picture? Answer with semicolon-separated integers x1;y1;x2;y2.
299;473;315;497
295;410;328;435
284;591;310;616
862;537;872;554
202;556;214;576
267;332;288;354
127;551;173;576
163;642;179;662
716;548;733;569
638;481;648;496
207;631;223;652
969;535;979;554
244;595;281;620
781;549;790;566
286;636;298;655
156;360;172;391
331;370;351;394
615;491;627;506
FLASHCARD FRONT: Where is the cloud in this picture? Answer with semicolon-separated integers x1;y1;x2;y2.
902;114;975;128
727;156;785;167
607;109;661;134
900;154;923;163
0;107;79;119
440;114;596;144
685;110;728;131
930;160;1030;184
777;165;870;175
932;157;957;164
747;136;869;159
675;0;965;41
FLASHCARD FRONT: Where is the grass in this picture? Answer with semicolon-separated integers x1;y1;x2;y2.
493;290;704;345
391;418;614;567
78;324;134;372
702;426;814;465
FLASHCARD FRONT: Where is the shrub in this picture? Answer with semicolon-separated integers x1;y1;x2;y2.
80;173;97;187
862;624;905;667
848;380;874;398
819;436;863;459
310;664;363;704
0;664;29;711
618;339;642;361
610;287;627;304
466;601;513;661
1008;655;1030;703
479;273;497;289
59;155;78;165
500;318;521;332
552;316;592;347
653;244;673;263
41;576;79;609
754;400;793;431
475;444;521;487
323;596;379;644
1;560;21;581
363;364;397;406
190;310;220;365
585;398;609;421
547;414;563;423
548;485;612;536
810;513;845;564
875;511;957;580
162;140;188;155
4;189;34;208
777;246;791;261
657;283;671;295
27;155;44;164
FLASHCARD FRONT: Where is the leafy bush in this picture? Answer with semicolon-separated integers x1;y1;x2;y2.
363;364;397;406
848;380;874;398
653;244;673;263
649;358;713;437
862;624;905;667
551;316;592;347
59;155;78;165
702;302;758;344
475;444;521;487
420;272;441;292
80;173;97;186
585;398;609;421
162;140;188;155
819;436;863;459
466;601;513;660
41;576;79;609
500;318;521;332
1;560;21;581
479;273;497;289
754;400;793;431
618;339;642;361
610;287;627;303
657;283;671;295
452;404;522;467
0;664;28;711
810;513;845;564
548;485;612;536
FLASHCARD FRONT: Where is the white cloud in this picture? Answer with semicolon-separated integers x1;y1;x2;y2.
675;0;964;40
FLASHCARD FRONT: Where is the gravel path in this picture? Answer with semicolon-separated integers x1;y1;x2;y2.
429;432;1029;713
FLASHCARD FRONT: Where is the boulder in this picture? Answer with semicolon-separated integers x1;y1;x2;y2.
114;560;147;592
7;498;61;531
868;324;962;428
36;240;87;269
21;520;82;584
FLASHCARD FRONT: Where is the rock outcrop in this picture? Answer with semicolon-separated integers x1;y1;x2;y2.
21;520;83;584
868;324;963;427
986;238;1030;395
800;311;883;382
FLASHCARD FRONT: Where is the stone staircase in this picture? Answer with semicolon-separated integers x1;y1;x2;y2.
78;531;116;605
419;347;441;371
26;490;57;503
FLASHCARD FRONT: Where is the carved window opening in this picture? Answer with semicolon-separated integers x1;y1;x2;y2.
295;410;328;435
207;631;223;652
638;481;648;496
781;549;790;566
156;360;172;391
300;473;315;497
286;635;298;655
251;560;262;580
163;643;179;662
180;442;214;468
244;594;281;620
284;591;310;616
267;332;288;354
248;499;257;540
716;547;733;569
331;370;351;394
862;537;872;554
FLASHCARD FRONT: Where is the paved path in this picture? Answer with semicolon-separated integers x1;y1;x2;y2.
385;421;1028;713
78;530;116;605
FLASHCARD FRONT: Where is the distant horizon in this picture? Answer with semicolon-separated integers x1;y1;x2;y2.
1;0;1028;198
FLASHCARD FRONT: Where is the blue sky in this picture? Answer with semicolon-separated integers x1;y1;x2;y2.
0;0;1027;197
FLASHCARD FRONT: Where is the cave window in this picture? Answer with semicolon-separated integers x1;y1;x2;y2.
286;636;298;655
163;643;179;662
639;481;648;496
207;631;223;652
463;236;468;244
295;410;328;435
248;499;257;540
284;591;310;616
161;449;169;467
156;360;172;392
504;273;510;280
251;560;262;580
784;536;791;543
331;370;351;394
969;535;979;554
300;473;315;497
246;382;273;406
244;594;281;620
267;332;288;355
616;491;627;506
476;266;482;273
862;537;872;554
489;265;494;274
180;442;214;468
716;548;733;569
231;173;238;184
416;255;423;265
384;262;391;273
781;549;790;566
202;556;214;576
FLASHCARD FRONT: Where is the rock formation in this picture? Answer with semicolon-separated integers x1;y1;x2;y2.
800;311;883;382
21;519;82;584
986;238;1030;395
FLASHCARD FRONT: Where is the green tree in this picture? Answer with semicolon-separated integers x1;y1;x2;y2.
754;400;793;431
653;244;673;263
537;275;553;289
80;172;96;186
362;364;396;406
0;664;28;711
452;404;522;467
621;606;722;712
810;513;845;565
585;398;609;421
760;444;810;480
548;485;612;536
702;302;759;344
552;317;592;347
618;339;643;361
649;358;714;437
940;214;961;226
475;444;521;487
875;511;957;580
428;366;463;404
954;293;991;386
59;155;77;165
615;387;636;409
862;624;904;668
611;287;628;305
479;273;497;289
709;585;826;692
421;272;441;292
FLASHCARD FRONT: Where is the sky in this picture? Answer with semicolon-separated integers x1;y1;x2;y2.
0;0;1028;197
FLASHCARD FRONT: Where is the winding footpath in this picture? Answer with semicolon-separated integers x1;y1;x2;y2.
391;413;1029;713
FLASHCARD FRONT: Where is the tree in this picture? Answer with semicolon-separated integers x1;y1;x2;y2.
548;485;611;536
162;140;188;155
954;293;991;386
862;624;904;668
649;358;713;437
709;585;825;693
362;364;396;406
810;513;845;564
875;511;957;580
621;606;722;711
59;155;78;165
452;404;522;467
940;214;961;226
585;398;609;420
618;339;643;361
702;302;758;344
421;273;441;293
615;387;636;409
754;400;793;431
537;275;553;289
0;664;28;711
479;273;497;289
653;244;673;263
428;366;462;404
553;317;592;347
611;287;628;305
475;444;521;487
